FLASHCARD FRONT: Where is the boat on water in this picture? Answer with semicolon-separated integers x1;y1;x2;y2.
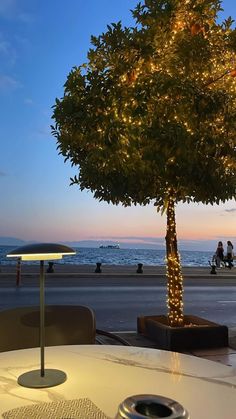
99;244;120;249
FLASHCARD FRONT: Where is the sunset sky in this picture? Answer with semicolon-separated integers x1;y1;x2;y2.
0;0;235;250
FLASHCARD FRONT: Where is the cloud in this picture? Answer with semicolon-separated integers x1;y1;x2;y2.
0;40;10;54
225;208;236;213
14;35;30;48
0;74;21;90
97;236;163;242
0;0;17;18
0;37;17;65
17;12;34;23
92;235;165;246
36;126;51;137
104;236;163;242
0;0;33;23
0;171;7;176
24;98;34;105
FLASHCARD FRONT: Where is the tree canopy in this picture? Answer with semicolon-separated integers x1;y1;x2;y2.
52;0;236;210
52;0;236;326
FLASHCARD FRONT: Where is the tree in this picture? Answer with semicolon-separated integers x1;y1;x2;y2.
52;0;236;327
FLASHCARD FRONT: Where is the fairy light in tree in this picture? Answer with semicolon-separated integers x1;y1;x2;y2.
166;194;184;327
53;0;236;331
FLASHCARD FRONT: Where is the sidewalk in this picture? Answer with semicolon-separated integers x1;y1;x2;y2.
1;264;235;277
1;263;236;368
0;264;235;288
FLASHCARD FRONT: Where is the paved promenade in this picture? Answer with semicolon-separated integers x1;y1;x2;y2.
0;264;235;287
0;263;236;368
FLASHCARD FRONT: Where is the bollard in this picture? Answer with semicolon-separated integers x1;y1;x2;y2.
136;263;143;274
95;262;102;273
47;262;54;273
16;258;21;286
210;261;217;274
210;265;216;274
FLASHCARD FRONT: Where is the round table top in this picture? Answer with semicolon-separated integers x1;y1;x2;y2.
0;345;235;418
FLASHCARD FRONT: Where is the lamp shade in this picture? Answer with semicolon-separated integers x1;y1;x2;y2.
7;243;76;261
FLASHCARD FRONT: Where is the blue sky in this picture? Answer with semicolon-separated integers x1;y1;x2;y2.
0;0;235;250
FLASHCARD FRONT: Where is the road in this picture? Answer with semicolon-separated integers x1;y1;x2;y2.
1;281;236;331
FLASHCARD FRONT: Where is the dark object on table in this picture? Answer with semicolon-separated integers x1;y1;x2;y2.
116;394;189;418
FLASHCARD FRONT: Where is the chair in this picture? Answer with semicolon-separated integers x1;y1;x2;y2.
0;305;96;352
96;329;131;346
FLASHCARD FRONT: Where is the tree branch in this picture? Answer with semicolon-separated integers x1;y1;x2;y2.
205;69;232;87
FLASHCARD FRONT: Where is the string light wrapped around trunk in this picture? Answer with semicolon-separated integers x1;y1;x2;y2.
166;196;184;327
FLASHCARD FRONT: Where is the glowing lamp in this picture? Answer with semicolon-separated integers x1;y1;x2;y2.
7;243;76;389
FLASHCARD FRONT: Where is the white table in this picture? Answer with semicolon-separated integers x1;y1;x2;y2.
0;345;236;418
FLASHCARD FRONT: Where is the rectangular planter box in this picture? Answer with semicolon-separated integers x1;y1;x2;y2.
137;315;228;351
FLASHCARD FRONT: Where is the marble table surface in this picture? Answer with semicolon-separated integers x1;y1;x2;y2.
0;345;236;418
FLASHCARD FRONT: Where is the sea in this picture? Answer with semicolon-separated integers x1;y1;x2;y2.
0;245;213;267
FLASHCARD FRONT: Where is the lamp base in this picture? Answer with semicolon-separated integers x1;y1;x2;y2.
18;368;67;388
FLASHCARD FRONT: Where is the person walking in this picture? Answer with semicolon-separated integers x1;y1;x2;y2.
215;241;224;268
226;240;234;269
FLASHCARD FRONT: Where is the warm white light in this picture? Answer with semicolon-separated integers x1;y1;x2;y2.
7;252;75;261
21;254;62;261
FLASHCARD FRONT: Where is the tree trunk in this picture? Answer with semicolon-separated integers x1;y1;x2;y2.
165;196;184;327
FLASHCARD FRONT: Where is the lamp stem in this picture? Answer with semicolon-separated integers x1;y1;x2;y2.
40;260;45;377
